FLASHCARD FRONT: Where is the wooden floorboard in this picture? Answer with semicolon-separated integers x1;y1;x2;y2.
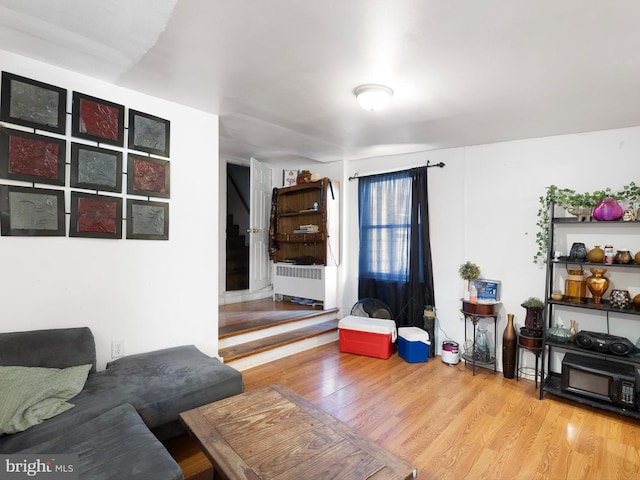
171;342;640;480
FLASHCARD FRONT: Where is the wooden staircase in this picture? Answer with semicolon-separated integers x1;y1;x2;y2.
226;214;249;291
218;299;339;371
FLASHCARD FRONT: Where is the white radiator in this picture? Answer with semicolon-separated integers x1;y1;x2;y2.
273;263;337;309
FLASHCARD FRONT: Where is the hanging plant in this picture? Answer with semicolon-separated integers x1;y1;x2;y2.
533;182;640;264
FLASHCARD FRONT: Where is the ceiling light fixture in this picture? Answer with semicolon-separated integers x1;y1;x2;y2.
354;84;394;112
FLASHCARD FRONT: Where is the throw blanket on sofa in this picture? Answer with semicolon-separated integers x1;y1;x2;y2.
0;364;91;435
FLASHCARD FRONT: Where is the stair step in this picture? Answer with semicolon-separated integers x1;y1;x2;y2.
220;308;338;339
219;319;339;363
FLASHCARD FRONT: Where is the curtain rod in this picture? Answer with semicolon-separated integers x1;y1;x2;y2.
348;160;445;181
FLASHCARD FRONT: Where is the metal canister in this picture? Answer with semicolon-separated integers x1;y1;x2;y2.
604;244;614;265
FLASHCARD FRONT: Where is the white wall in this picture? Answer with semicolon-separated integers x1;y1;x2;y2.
0;50;220;369
343;128;640;373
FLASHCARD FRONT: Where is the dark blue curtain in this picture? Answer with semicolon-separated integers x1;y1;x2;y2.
358;166;435;327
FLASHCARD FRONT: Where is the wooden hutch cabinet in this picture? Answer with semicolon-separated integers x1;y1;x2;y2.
272;178;340;308
272;178;339;266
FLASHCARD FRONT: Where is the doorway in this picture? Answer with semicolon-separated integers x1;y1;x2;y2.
226;163;250;291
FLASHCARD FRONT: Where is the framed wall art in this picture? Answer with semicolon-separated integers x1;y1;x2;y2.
283;169;297;187
71;92;124;146
128;109;170;157
0;71;67;135
126;199;169;240
127;154;170;198
0;185;65;236
0;127;66;185
70;143;122;193
69;192;122;239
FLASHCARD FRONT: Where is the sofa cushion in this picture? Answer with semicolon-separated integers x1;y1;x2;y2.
105;345;244;440
18;403;183;480
0;327;97;373
0;364;92;435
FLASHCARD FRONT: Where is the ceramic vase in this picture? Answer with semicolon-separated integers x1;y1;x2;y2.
585;268;609;304
587;245;604;263
592;198;623;221
502;313;517;379
633;294;640;312
614;250;632;264
568;242;588;262
610;289;632;309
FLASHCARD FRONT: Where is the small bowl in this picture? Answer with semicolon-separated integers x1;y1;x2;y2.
551;293;564;301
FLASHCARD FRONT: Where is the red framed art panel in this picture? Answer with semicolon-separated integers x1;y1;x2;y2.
71;92;124;147
0;127;66;185
69;192;123;239
127;154;170;198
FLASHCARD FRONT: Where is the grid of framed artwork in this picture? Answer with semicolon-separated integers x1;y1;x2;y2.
0;71;171;240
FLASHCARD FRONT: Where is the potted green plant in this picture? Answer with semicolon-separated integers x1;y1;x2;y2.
534;182;640;264
458;261;480;290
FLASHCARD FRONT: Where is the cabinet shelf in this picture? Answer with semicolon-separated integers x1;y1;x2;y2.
542;373;640;420
461;353;495;367
546;298;640;316
542;341;640;366
550;259;639;268
275;233;326;243
552;217;638;225
277;210;324;217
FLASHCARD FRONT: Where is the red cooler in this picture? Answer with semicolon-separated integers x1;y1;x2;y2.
338;315;397;359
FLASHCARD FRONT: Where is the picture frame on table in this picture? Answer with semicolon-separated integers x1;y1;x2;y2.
126;199;169;240
69;192;123;239
71;92;125;147
0;127;66;185
128;109;170;157
0;72;67;135
283;169;297;187
0;185;65;236
127;154;170;198
70;143;122;193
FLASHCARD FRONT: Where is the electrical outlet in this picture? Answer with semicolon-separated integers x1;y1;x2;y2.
111;340;124;359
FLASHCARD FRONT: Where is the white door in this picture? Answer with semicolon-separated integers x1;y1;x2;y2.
249;158;272;292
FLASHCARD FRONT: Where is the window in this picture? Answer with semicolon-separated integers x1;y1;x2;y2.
358;170;412;281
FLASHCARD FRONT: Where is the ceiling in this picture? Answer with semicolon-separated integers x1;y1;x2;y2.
1;0;640;164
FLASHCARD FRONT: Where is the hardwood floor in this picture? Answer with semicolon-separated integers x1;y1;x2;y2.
171;342;640;480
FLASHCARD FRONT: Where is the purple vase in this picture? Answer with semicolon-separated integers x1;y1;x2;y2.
593;198;623;221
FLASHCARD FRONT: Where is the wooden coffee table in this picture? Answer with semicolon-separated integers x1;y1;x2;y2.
180;383;417;479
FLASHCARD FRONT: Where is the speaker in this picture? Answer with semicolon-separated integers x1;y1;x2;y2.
575;331;635;356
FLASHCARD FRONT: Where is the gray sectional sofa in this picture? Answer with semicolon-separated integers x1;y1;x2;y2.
0;327;244;479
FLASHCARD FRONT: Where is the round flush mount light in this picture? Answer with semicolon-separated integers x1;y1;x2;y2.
354;84;394;111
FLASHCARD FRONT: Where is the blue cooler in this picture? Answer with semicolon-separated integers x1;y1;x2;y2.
398;327;430;363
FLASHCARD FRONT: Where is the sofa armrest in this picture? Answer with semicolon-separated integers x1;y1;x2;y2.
0;327;96;373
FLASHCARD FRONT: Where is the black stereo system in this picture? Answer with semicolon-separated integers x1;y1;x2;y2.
575;331;635;356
